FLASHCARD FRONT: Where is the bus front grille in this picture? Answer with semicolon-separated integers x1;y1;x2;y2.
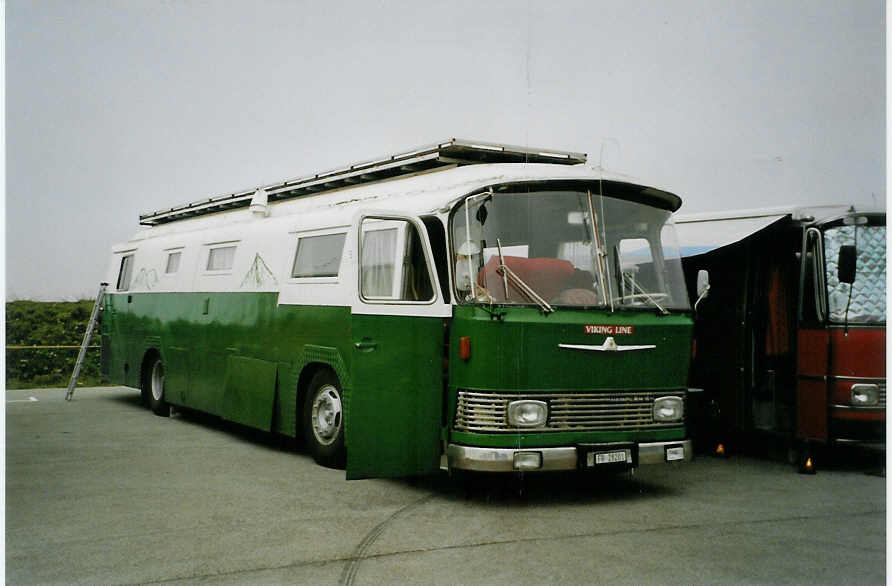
454;390;684;433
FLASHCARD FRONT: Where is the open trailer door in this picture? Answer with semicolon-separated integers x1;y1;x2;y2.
347;213;451;480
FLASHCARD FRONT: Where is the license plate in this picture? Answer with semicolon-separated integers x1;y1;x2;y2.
588;450;629;466
666;446;685;462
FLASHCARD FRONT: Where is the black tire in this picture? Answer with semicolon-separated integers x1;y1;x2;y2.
144;355;170;417
303;370;345;468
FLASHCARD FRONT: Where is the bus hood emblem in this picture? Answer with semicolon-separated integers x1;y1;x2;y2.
558;337;656;352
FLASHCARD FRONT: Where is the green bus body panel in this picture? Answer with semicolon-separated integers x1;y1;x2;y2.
347;314;444;480
449;306;692;390
102;291;694;476
446;305;693;448
102;292;352;436
222;356;277;430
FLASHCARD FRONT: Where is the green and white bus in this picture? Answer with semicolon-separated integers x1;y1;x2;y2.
102;139;696;480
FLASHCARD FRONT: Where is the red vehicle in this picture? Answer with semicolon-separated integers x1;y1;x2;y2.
676;206;885;470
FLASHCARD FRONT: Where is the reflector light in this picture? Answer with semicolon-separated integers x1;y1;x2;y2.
460;336;471;361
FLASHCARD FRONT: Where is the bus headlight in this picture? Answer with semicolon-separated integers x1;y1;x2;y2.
507;400;548;428
653;396;684;422
851;384;879;406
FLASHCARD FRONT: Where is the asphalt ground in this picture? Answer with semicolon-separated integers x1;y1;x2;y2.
6;386;886;585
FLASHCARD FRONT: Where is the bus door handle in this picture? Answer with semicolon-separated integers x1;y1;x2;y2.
354;339;378;352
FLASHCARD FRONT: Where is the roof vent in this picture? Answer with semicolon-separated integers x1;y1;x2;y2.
249;187;269;217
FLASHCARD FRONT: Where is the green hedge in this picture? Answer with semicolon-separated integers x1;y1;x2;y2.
6;300;103;389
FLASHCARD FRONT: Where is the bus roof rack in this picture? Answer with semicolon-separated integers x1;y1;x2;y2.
139;138;588;226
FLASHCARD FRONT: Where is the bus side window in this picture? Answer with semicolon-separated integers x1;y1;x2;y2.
165;251;182;274
360;219;434;302
421;215;450;302
404;222;434;301
117;254;134;291
799;229;826;323
292;233;347;278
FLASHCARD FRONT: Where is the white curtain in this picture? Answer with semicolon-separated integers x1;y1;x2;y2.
361;228;397;297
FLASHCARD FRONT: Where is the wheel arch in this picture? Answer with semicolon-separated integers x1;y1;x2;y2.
296;362;340;430
293;344;352;434
139;347;163;402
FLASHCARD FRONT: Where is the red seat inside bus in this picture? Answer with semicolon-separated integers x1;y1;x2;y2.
477;256;595;303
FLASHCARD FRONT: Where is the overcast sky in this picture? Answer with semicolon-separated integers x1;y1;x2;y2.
6;0;885;300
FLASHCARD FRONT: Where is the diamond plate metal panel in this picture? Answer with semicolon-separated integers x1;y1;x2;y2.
825;225;886;323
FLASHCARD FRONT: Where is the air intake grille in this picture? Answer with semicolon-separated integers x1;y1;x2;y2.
455;390;684;433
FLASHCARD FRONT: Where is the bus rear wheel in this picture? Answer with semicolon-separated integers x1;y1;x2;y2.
303;370;345;469
145;355;170;417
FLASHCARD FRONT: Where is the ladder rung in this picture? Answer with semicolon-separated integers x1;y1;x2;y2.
65;283;108;401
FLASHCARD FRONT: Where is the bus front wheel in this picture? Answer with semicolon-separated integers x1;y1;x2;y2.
303;370;345;469
145;356;170;417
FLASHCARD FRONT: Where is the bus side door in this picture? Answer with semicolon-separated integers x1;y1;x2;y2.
347;213;451;480
796;228;829;442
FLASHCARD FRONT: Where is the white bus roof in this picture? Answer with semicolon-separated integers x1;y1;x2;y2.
139;138;588;226
125;139;682;243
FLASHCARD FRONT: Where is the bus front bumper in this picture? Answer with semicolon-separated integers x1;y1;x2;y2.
446;440;693;472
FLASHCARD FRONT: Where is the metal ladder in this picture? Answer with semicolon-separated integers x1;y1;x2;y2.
65;283;108;401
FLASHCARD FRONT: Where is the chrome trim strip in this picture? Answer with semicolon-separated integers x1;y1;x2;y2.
455;390;684;433
446;440;693;472
639;441;693;465
830;404;886;412
829;376;887;383
797;374;828;381
447;445;577;472
831;439;886;449
559;338;656;352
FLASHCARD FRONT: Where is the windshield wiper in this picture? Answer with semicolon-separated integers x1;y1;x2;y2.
616;274;669;315
497;264;555;313
496;239;554;314
586;190;613;312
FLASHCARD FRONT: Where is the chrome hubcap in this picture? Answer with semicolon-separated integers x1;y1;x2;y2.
151;361;164;402
311;385;342;446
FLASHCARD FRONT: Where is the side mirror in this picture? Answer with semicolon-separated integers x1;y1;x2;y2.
838;245;856;284
696;270;710;298
694;269;710;311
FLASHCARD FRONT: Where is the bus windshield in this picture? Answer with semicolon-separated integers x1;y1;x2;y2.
451;188;690;311
824;223;886;324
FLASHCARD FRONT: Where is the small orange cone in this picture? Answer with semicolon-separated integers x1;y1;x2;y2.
799;453;816;474
715;443;726;456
